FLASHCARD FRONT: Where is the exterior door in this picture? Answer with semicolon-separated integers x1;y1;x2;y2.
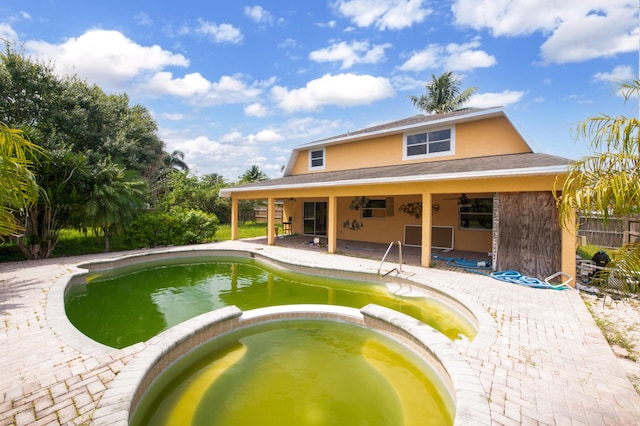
303;202;327;236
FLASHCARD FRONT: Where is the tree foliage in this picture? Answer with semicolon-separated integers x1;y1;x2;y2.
240;165;268;183
409;71;477;114
237;165;269;224
84;159;147;252
18;143;89;259
0;124;42;237
556;79;640;294
0;45;165;258
126;208;218;248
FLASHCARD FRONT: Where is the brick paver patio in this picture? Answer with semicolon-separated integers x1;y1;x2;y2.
1;240;639;425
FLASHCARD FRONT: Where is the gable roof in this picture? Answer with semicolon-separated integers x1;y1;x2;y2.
283;107;519;176
219;152;570;197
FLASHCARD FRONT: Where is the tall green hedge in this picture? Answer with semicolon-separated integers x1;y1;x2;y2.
126;208;218;248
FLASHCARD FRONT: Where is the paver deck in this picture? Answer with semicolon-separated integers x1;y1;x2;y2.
1;240;639;425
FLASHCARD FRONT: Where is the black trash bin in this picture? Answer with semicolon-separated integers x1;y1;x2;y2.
590;250;611;285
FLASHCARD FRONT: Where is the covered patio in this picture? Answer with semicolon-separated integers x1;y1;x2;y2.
249;234;493;273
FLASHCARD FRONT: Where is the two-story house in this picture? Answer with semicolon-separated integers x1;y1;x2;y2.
220;107;575;281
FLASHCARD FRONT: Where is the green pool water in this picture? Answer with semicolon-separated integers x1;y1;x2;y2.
65;256;476;348
130;320;454;426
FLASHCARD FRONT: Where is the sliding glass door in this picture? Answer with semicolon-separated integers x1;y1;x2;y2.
303;201;327;236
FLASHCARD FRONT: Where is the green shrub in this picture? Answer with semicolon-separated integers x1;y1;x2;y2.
169;207;219;245
126;211;182;248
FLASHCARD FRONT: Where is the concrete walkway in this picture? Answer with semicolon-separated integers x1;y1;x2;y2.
1;240;640;425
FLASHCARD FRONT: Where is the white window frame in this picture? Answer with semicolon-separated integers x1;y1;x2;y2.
361;198;386;219
459;197;493;231
308;147;326;170
403;126;455;160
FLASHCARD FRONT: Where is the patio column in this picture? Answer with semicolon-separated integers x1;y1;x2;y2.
421;192;433;267
231;197;238;240
267;197;276;245
327;195;337;253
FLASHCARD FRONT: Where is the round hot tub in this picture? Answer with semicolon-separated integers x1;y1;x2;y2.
132;317;454;425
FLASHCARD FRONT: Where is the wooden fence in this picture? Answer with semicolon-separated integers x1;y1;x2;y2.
254;207;284;223
577;215;640;248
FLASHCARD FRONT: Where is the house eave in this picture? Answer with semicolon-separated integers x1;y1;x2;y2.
219;164;567;197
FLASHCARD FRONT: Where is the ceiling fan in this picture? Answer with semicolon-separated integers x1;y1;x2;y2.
444;193;471;206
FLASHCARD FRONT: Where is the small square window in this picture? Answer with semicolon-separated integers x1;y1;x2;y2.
459;197;493;230
309;148;325;170
362;199;387;219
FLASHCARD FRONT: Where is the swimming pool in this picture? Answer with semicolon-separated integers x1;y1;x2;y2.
71;247;491;425
65;254;477;348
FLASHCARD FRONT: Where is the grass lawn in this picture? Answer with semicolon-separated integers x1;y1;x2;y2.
577;244;614;260
0;222;274;262
215;222;275;241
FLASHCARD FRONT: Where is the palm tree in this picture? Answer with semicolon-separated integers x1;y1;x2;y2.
556;78;640;295
240;165;268;183
409;71;477;114
147;150;189;208
85;159;147;252
0;123;42;237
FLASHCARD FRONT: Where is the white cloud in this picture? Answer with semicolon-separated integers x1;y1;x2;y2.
271;73;395;112
220;131;244;144
25;29;188;86
162;131;258;178
198;75;267;105
390;75;425;91
135;13;153;26
244;102;270;117
161;113;186;121
316;20;337;28
467;90;525;108
399;40;496;72
398;45;440;72
593;65;636;97
244;6;273;25
540;7;637;64
278;38;297;48
452;0;638;64
335;0;432;30
444;41;497;71
593;65;635;83
143;72;211;97
281;117;347;140
309;40;391;69
250;129;284;143
0;24;18;43
196;20;243;44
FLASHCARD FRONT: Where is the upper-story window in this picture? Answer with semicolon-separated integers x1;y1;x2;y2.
403;127;454;159
309;147;325;170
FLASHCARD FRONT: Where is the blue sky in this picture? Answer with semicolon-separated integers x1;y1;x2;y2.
1;1;638;179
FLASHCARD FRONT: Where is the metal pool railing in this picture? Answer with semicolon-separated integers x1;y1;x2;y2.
378;240;403;277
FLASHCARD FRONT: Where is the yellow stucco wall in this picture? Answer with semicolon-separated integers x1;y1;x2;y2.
242;172;574;281
326;194;492;251
290;116;531;175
